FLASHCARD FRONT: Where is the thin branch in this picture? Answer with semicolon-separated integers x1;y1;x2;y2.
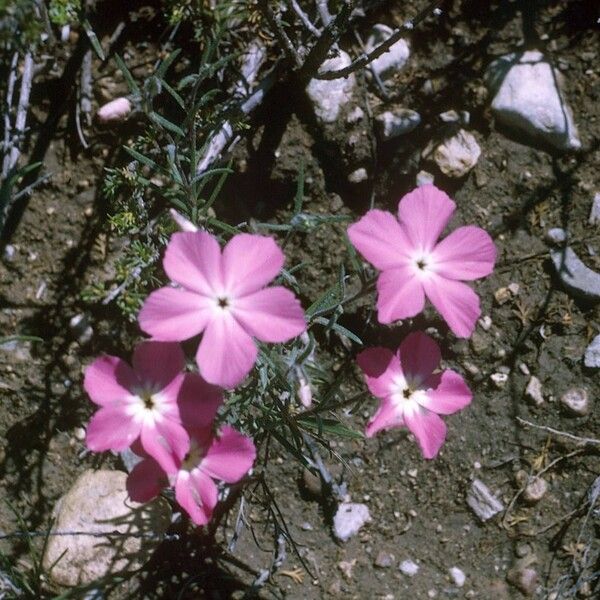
1;52;19;178
516;417;600;446
290;0;321;36
316;0;333;26
259;0;302;68
314;0;443;80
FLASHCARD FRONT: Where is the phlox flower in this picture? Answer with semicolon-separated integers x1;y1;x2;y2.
139;231;306;389
357;332;471;459
127;425;256;526
347;184;496;338
84;341;222;473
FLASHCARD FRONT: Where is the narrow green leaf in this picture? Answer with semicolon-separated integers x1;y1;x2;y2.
82;19;105;60
306;282;344;318
155;49;181;80
124;147;159;171
313;317;363;345
298;417;363;440
114;54;139;93
149;112;185;137
293;163;305;215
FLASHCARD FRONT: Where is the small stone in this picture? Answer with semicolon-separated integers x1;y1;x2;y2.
307;51;356;124
525;376;544;406
508;282;520;296
449;567;466;587
589;192;600;225
474;169;488;188
375;109;421;140
365;24;410;80
486;50;580;151
545;227;567;244
73;427;86;441
338;558;357;580
490;372;508;389
302;468;322;497
346;106;364;124
478;315;492;331
469;331;488;355
374;551;394;568
347;167;368;183
507;564;538;597
583;334;600;368
494;287;511;305
519;363;531;375
425;129;481;178
42;470;171;586
3;244;16;262
301;522;313;531
560;387;590;416
467;479;504;521
416;170;435;186
523;476;548;504
333;502;371;542
399;559;419;577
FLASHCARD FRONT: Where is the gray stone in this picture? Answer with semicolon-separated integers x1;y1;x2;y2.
43;469;171;587
347;167;368;183
584;334;600;368
467;479;504;521
545;227;567;244
399;559;419;577
486;50;580;151
525;376;544;406
550;247;600;301
374;550;394;568
449;567;466;587
2;244;16;262
589;192;600;225
307;51;356;124
332;502;371;542
416;170;434;186
560;387;590;416
364;24;410;80
375;109;421;140
424;129;481;178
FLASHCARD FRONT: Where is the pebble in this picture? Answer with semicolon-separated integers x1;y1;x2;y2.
439;109;470;125
73;427;86;441
332;502;371;542
449;567;466;587
3;244;16;262
365;24;410;80
347;167;368;183
478;315;492;331
545;227;567;244
523;475;548;504
490;372;508;389
374;551;394;568
399;559;419;577
338;559;357;580
69;313;93;345
589;192;600;225
494;287;512;305
307;51;356;124
416;170;435;186
583;334;600;368
524;376;544;406
507;563;538;597
375;109;421;140
486;50;581;151
550;247;600;301
560;387;590;416
467;479;504;521
425;129;481;178
519;363;531;375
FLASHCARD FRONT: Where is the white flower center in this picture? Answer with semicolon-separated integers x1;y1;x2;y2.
129;386;165;420
410;251;436;279
390;375;426;408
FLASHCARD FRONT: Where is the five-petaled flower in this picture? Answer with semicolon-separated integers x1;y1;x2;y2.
347;184;496;338
84;341;222;473
357;332;472;459
127;425;256;525
138;232;306;388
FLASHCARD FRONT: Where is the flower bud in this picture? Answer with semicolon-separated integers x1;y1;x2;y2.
169;209;198;232
298;375;312;408
96;97;132;123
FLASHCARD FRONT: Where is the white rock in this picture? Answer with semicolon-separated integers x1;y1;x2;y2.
478;315;493;331
523;476;548;504
449;567;466;587
426;129;481;178
348;167;368;183
2;244;16;262
399;559;420;577
375;109;421;140
545;227;567;244
584;334;600;368
416;170;435;186
307;51;356;124
490;372;508;389
486;50;580;151
589;192;600;225
365;24;410;80
551;247;600;301
333;502;371;542
525;376;544;406
560;387;590;416
467;479;504;521
42;470;171;586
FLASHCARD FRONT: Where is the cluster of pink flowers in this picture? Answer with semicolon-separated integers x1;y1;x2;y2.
83;184;495;523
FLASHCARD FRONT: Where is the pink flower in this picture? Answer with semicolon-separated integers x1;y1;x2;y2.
84;341;222;473
127;426;256;525
347;184;496;338
138;232;306;388
357;332;471;459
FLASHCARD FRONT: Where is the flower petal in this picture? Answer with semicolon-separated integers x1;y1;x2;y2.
356;347;402;399
403;404;447;459
233;287;305;343
376;266;425;324
432;226;496;280
423;275;481;338
140;418;187;474
397;185;456;252
347;209;411;270
84;355;138;406
163;231;222;295
201;426;256;483
138;287;212;341
196;313;258;388
222;234;284;296
86;407;139;452
132;342;185;391
175;470;218;526
178;373;223;430
127;458;167;503
398;332;441;387
365;397;404;437
419;370;472;415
